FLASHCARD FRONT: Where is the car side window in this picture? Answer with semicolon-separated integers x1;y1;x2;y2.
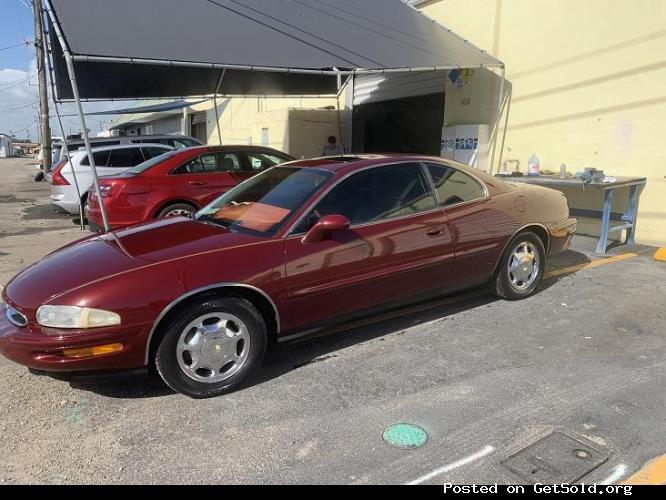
294;163;436;233
107;148;144;168
200;153;241;173
80;150;111;166
174;156;204;174
247;152;289;171
426;163;486;207
141;147;169;160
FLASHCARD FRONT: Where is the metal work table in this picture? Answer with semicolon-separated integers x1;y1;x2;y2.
499;175;647;254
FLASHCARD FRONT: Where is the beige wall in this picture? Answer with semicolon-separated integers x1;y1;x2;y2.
421;0;666;246
189;96;337;156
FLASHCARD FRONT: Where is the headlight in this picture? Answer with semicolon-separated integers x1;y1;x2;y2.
36;305;121;329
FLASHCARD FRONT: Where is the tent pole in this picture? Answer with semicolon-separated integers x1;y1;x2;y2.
42;9;84;230
213;69;226;146
44;0;109;232
497;86;512;174
489;65;505;175
50;90;85;231
64;54;110;232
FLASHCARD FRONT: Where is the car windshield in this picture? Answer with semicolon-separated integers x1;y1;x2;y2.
196;167;333;236
128;150;178;174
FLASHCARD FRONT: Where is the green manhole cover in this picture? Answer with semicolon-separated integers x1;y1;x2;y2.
383;423;428;449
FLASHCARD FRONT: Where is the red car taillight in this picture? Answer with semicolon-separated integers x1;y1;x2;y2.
97;182;123;199
51;160;70;186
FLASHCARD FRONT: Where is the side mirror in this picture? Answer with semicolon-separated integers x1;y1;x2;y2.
302;214;350;244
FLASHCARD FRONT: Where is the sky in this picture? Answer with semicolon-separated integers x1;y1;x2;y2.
0;0;138;141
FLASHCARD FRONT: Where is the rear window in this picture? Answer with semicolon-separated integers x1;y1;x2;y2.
128;150;181;174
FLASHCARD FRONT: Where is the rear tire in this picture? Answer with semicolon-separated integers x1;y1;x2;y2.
154;296;267;398
492;232;545;300
157;203;196;219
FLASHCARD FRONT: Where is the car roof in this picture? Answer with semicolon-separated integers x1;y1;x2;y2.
71;143;173;154
278;154;503;187
58;135;200;146
166;144;294;157
280;154;455;173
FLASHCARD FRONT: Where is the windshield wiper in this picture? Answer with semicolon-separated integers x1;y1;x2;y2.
195;214;231;229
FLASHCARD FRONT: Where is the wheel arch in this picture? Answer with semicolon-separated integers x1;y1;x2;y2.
492;223;550;277
153;198;199;219
144;283;280;365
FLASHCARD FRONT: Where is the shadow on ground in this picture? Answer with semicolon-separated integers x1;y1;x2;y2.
67;249;591;399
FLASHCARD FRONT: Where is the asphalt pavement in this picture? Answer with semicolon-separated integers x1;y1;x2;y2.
0;157;664;485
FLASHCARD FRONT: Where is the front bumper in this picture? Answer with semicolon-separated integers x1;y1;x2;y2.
548;217;577;255
0;311;152;373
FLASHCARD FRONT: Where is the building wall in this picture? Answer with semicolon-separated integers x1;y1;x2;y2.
191;96;338;154
420;0;666;246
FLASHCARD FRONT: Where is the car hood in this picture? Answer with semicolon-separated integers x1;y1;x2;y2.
4;218;264;311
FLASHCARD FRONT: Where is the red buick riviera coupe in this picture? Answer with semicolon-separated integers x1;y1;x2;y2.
1;156;576;398
86;145;294;231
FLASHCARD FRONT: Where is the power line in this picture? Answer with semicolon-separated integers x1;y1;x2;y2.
0;41;33;51
0;78;29;94
11;119;37;134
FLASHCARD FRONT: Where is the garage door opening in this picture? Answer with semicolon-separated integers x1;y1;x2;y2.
352;92;445;156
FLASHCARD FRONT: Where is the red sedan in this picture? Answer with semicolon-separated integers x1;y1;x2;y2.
1;156;576;398
85;145;294;231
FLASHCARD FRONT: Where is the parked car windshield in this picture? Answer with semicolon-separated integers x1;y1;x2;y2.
196;167;333;236
128;150;179;174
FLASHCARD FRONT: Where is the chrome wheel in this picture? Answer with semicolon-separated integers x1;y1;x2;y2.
176;313;251;384
507;241;540;291
163;208;192;218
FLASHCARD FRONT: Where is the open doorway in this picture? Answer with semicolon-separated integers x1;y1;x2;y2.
352;93;445;155
190;112;208;144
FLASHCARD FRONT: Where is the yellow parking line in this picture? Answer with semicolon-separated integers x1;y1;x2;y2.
655;248;666;262
622;454;666;485
544;253;637;280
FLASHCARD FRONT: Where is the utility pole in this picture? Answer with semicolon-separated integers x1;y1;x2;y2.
33;0;51;175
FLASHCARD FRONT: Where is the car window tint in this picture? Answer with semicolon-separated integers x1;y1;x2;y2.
108;148;145;168
426;163;485;207
80;150;111;166
247;152;290;171
142;147;169;160
200;153;241;173
298;163;436;231
170;139;197;149
174;156;204;174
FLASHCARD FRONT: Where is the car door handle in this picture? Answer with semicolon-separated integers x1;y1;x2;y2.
426;227;446;237
188;181;207;186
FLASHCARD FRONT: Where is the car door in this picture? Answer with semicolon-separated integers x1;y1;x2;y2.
425;162;511;288
174;152;243;206
284;162;454;331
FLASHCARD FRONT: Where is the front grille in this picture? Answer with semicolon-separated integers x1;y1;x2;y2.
6;306;28;327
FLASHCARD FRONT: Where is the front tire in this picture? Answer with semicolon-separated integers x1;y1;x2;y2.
155;296;267;398
492;232;545;300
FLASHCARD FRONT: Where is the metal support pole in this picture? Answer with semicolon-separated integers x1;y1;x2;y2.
497;87;512;174
489;65;506;175
624;184;640;245
213;69;226;146
43;13;84;230
596;189;614;255
44;0;109;232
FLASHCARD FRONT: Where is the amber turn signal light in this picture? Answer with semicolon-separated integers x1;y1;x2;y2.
63;343;123;358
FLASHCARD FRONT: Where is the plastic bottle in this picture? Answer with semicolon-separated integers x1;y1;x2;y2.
527;154;540;176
